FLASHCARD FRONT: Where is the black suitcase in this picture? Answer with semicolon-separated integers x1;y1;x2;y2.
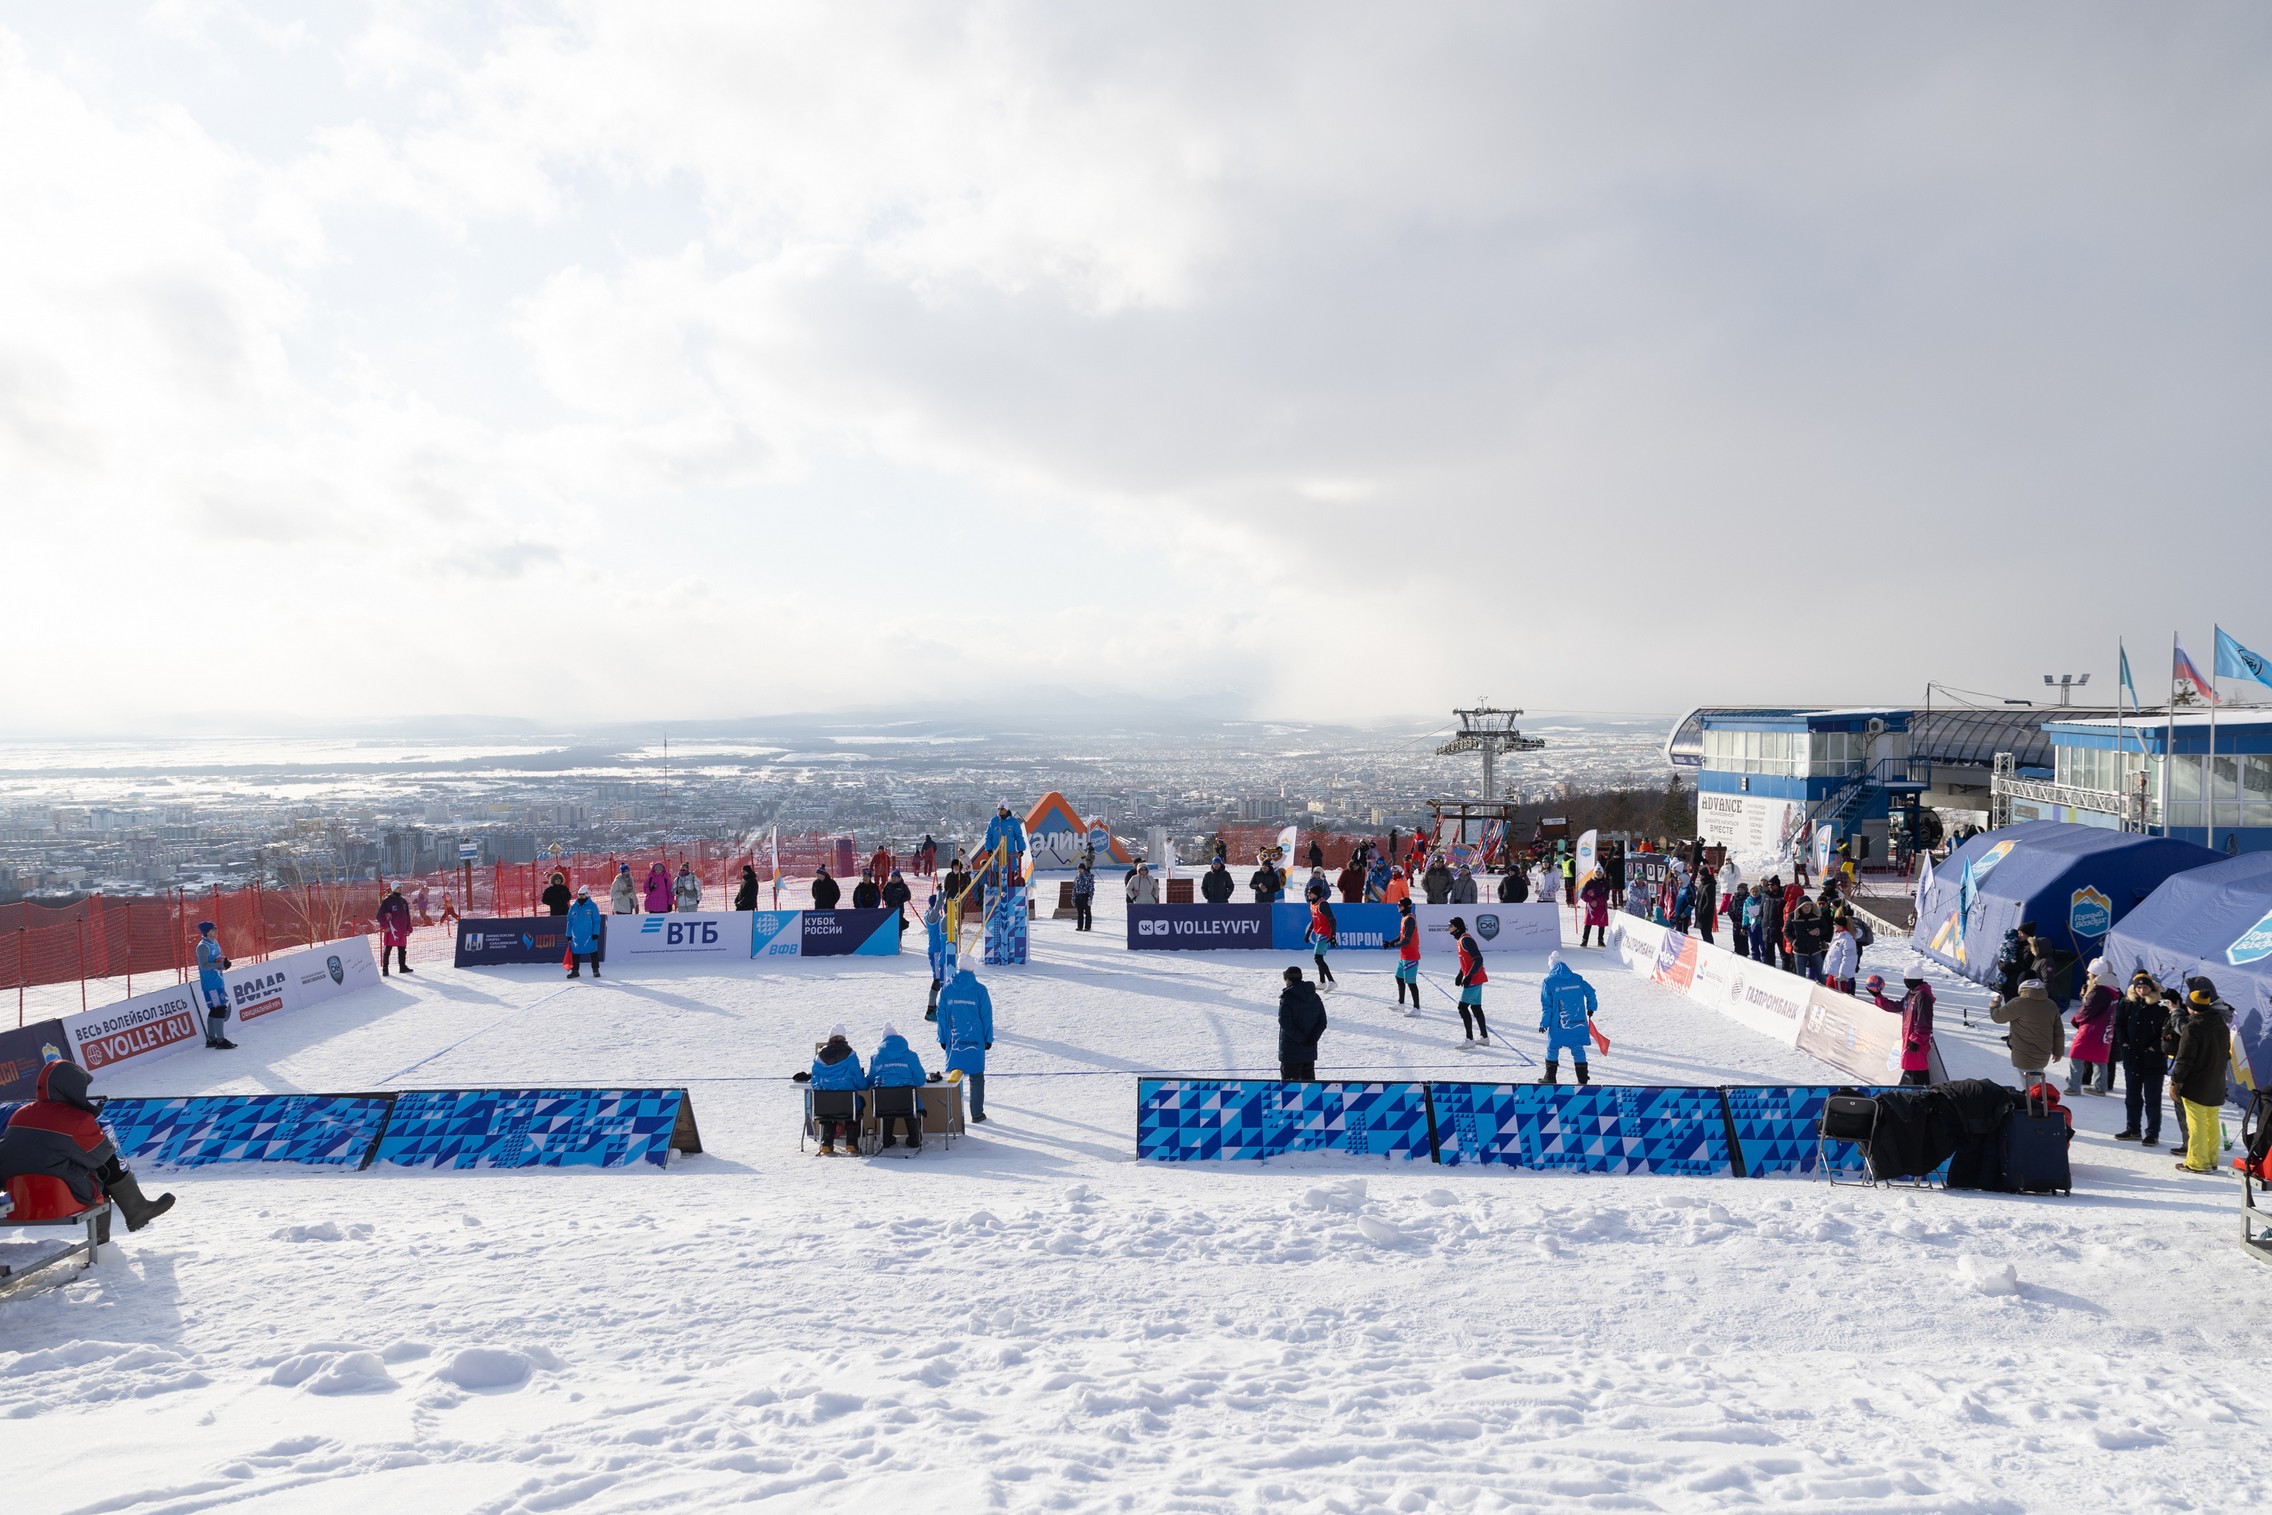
2001;1091;2072;1195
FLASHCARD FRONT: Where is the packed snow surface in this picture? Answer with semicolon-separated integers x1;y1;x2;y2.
3;893;2264;1513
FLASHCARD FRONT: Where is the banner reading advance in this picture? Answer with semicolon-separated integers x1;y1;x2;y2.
1128;904;1271;950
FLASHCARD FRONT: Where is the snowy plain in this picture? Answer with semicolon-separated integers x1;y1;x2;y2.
3;888;2265;1514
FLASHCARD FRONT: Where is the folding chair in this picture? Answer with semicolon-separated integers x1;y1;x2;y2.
869;1085;925;1156
1817;1093;1882;1187
802;1088;865;1154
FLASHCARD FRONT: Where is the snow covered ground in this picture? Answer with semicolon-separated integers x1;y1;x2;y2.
4;891;2265;1513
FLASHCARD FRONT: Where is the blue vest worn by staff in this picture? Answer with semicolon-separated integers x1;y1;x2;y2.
936;969;994;1075
868;1034;928;1089
196;935;226;992
566;897;604;954
1539;962;1598;1055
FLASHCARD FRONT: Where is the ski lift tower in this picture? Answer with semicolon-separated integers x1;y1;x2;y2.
1435;706;1544;803
1430;705;1545;849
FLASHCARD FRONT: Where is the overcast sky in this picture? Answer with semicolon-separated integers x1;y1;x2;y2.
5;3;2268;733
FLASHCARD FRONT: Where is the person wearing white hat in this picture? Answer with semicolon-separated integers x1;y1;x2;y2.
868;1021;932;1151
566;885;604;978
2065;957;2118;1096
796;1024;867;1155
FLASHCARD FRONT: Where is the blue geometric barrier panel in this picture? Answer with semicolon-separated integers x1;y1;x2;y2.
100;1094;395;1169
1136;1079;1431;1162
1723;1086;1864;1178
1432;1084;1732;1175
371;1088;688;1170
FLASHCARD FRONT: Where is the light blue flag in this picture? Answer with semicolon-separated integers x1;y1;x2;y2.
2119;642;2136;706
2215;626;2272;690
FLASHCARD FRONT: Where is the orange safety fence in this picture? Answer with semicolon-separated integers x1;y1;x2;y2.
3;832;940;1026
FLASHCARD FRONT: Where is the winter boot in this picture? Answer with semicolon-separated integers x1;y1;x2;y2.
817;1140;836;1156
1575;1061;1591;1086
107;1171;177;1232
1539;1059;1559;1085
2113;1129;2140;1141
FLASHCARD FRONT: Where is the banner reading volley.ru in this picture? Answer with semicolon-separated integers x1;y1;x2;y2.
1128;904;1272;950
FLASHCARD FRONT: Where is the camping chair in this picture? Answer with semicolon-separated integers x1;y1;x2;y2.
802;1088;865;1154
1;1176;113;1294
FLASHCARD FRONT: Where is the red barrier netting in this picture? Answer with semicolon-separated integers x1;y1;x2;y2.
2;833;943;1024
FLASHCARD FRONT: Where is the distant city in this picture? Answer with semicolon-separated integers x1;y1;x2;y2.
0;712;1674;898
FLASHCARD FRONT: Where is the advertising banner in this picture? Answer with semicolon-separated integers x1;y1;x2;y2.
0;1018;70;1102
1797;983;1911;1084
1127;904;1272;950
617;911;750;960
1270;902;1402;951
1685;940;1809;1049
800;908;902;957
750;910;802;957
62;938;381;1076
65;980;213;1072
454;916;583;967
1411;903;1562;956
1697;792;1802;861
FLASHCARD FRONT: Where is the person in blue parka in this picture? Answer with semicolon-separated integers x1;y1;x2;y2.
924;892;956;1019
868;1022;931;1151
1538;952;1598;1086
565;885;604;978
798;1023;867;1155
981;802;1026;880
936;967;995;1124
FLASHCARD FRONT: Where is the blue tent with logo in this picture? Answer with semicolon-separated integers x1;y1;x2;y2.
1911;822;2218;989
2101;851;2272;1107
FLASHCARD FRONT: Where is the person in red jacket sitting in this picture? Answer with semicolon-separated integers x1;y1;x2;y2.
0;1060;175;1232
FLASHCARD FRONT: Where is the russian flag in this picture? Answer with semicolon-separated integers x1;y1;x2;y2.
2174;636;2222;705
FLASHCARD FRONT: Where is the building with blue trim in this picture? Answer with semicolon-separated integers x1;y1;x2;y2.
2027;710;2272;854
1683;708;1925;862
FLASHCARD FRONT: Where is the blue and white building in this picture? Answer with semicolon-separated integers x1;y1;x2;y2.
1679;708;1925;862
2026;710;2272;854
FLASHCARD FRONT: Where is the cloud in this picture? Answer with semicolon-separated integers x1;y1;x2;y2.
2;4;2269;731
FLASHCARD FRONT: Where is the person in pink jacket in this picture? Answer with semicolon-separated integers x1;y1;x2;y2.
643;863;675;913
1868;963;1936;1087
2066;957;2118;1096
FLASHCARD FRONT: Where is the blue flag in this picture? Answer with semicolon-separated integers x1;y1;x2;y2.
2216;626;2272;690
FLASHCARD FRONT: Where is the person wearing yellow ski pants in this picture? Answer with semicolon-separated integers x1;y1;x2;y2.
2180;1099;2222;1173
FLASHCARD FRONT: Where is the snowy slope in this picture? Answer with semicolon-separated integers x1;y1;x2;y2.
2;895;2265;1514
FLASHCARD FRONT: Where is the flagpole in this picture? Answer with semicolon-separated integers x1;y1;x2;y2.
2115;638;2128;830
2208;627;2219;849
2164;632;2176;839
